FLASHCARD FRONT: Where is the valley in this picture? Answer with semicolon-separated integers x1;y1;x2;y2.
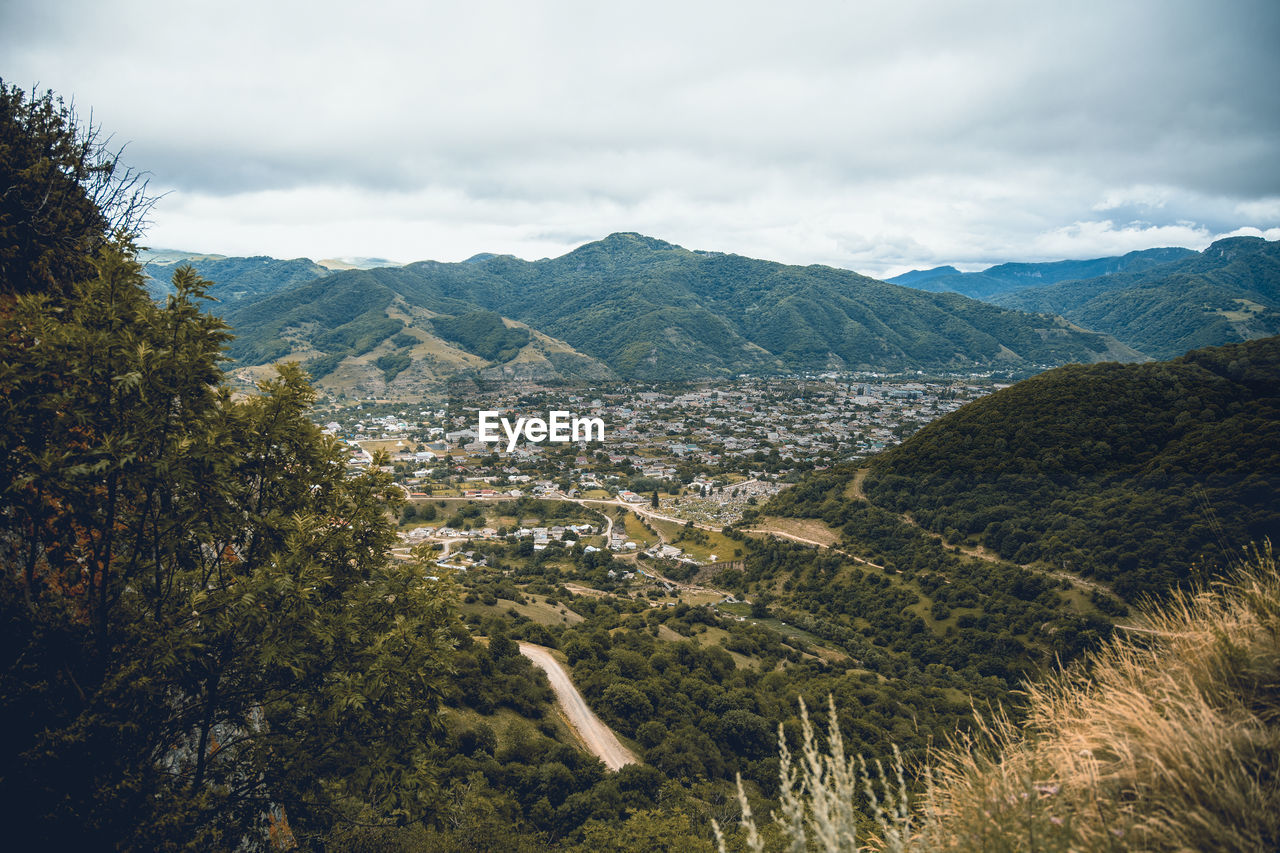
13;243;1280;848
5;30;1280;849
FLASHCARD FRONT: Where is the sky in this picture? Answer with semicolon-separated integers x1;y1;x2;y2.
4;0;1279;278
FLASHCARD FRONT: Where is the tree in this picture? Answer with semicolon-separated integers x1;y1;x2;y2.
487;626;519;661
651;490;660;509
0;80;151;297
566;807;715;853
0;95;457;847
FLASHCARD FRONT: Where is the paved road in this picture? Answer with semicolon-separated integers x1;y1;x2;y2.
519;642;638;771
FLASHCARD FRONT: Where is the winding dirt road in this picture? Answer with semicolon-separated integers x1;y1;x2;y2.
518;642;638;771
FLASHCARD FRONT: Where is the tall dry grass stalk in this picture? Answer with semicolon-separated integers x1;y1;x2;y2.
713;695;911;853
716;543;1280;852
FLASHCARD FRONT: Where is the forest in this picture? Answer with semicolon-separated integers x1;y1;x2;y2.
765;337;1280;600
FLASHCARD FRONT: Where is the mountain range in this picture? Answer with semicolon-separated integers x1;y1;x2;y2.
887;247;1197;299
193;233;1137;393
992;236;1280;358
149;233;1280;393
142;253;334;304
892;237;1280;359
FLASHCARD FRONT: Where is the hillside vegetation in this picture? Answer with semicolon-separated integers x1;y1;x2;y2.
432;310;532;363
223;233;1130;382
0;86;463;848
995;236;1280;358
889;246;1195;300
724;545;1280;852
770;337;1280;601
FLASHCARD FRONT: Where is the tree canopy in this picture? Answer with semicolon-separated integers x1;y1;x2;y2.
0;86;458;849
0;80;150;297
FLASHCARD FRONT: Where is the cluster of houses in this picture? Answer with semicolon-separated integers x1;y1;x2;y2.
318;378;1000;533
400;522;599;552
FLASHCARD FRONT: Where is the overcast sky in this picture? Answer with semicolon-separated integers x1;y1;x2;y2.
4;0;1278;277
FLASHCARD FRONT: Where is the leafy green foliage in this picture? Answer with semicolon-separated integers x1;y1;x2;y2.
0;80;149;297
432;310;531;363
375;350;414;382
0;247;458;847
391;331;419;348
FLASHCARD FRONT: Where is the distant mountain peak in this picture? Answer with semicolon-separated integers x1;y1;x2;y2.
1205;235;1268;257
889;248;1199;300
316;257;402;271
887;265;962;287
597;232;682;251
463;252;519;264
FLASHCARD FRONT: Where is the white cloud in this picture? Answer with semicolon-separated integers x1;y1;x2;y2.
1216;225;1280;242
1027;220;1216;259
4;0;1278;274
1093;186;1175;212
1235;199;1280;221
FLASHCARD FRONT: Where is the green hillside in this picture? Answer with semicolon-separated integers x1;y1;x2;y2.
431;310;533;363
224;232;1132;382
768;337;1280;601
994;236;1280;357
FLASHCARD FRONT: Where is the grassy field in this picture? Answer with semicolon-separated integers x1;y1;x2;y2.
646;517;743;563
716;601;848;658
461;593;585;627
750;516;841;546
670;587;726;606
358;437;419;455
441;705;576;755
653;623;760;670
615;512;659;548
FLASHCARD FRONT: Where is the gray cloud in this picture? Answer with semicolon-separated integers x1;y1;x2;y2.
3;0;1278;274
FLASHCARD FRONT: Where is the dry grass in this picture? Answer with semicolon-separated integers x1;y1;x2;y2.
751;516;842;547
921;543;1280;852
719;543;1280;852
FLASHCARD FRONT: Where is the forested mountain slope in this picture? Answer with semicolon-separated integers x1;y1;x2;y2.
888;247;1195;300
769;337;1280;601
223;233;1134;382
994;236;1280;358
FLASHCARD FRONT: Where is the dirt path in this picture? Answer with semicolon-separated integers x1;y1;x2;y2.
519;643;639;771
848;467;869;501
845;469;1112;595
741;527;887;571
